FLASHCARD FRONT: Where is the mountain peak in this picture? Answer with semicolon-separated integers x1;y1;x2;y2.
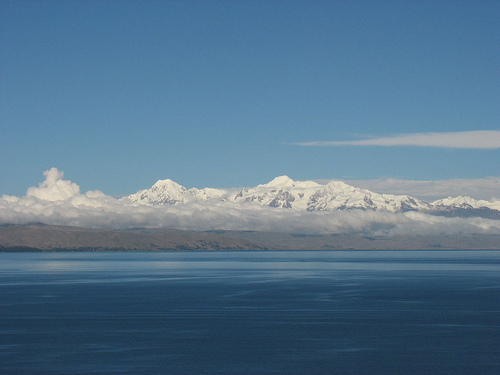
266;176;295;187
127;178;187;205
152;179;184;189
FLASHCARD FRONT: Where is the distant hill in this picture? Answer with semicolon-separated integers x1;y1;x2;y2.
1;224;499;251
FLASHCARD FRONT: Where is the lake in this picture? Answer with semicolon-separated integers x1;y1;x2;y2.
1;250;499;374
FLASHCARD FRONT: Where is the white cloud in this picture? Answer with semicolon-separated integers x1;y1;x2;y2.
295;130;500;149
26;167;80;201
1;168;499;236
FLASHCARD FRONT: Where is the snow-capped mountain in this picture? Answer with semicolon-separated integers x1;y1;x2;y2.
432;196;500;211
231;176;432;212
430;195;500;219
127;179;227;205
125;175;499;219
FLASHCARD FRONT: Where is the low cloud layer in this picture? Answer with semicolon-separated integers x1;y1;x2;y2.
295;130;500;149
1;168;500;236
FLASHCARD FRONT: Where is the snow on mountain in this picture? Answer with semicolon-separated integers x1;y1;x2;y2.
231;176;321;209
126;179;228;205
126;175;456;214
307;182;432;212
432;196;500;211
231;176;432;212
127;179;187;205
189;187;228;201
124;175;499;219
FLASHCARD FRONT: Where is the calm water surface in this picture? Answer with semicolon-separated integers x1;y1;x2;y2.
1;250;499;374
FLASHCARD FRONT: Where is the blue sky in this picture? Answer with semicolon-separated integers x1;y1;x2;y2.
1;0;499;197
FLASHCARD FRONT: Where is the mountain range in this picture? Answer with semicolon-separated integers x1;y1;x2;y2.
2;174;499;251
125;176;500;219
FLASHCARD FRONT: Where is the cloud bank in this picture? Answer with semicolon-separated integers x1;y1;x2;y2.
295;130;500;149
1;168;499;236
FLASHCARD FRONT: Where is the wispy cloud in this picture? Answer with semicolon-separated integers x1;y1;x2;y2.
294;130;500;149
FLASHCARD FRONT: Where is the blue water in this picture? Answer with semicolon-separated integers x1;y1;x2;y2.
1;251;499;374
